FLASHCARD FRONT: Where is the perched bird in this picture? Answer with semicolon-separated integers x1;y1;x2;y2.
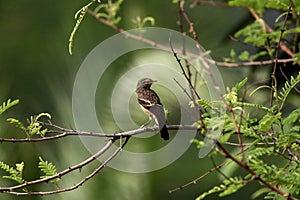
136;78;169;140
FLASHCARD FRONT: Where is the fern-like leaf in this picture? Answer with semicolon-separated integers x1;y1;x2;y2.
278;72;300;110
38;157;59;184
69;0;98;55
0;99;19;115
196;177;245;200
0;161;25;184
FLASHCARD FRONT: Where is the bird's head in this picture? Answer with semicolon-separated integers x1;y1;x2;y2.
136;78;157;89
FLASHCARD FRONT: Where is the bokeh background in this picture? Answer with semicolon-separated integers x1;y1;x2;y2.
0;1;297;200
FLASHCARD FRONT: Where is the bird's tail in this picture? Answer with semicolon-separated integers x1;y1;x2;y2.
160;124;169;140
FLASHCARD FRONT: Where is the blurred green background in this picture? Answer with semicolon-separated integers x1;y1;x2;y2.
0;0;286;200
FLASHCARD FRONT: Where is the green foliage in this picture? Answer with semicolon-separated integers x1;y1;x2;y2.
94;0;123;25
132;16;155;30
7;113;51;138
0;161;25;184
0;99;19;115
229;0;267;15
38;157;59;184
277;71;300;110
69;0;99;55
196;177;245;200
258;112;281;132
229;0;298;15
225;77;248;103
282;107;300;125
194;67;300;198
228;0;300;63
191;138;204;149
197;98;213;109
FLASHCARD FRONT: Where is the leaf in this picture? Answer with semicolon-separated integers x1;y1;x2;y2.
258;112;281;132
197;99;213;109
7;113;51;138
229;0;267;15
233;77;248;93
238;51;250;61
38;157;59;184
0;99;19;115
278;72;300;110
282;107;300;125
0;161;25;184
7;118;27;131
94;0;123;25
191;139;204;149
69;0;98;55
196;177;245;200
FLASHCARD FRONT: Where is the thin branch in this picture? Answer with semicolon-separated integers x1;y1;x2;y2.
248;7;298;64
0;124;197;143
3;137;130;195
0;139;115;192
216;142;297;200
87;9;296;68
173;78;193;101
169;37;201;100
270;3;293;108
190;0;229;7
169;159;227;193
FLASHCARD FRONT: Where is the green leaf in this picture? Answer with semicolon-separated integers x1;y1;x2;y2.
7;118;26;131
191;139;204;149
38;157;59;184
197;99;213;109
0;161;25;184
94;0;123;25
278;72;300;110
230;49;236;58
233;77;248;92
0;99;19;115
69;0;98;55
283;107;300;125
229;0;267;15
258;113;281;132
196;177;245;200
238;51;250;61
266;0;290;10
27;113;51;137
8;113;51;138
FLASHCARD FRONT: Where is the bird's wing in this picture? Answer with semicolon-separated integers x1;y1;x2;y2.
149;104;167;128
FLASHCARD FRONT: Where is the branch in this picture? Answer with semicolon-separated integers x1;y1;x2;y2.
190;0;229;7
216;142;297;200
3;137;130;195
0;139;115;193
87;9;296;68
0;124;197;143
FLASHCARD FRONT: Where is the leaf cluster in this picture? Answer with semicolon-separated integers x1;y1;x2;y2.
7;113;51;138
222;0;300;63
195;72;300;199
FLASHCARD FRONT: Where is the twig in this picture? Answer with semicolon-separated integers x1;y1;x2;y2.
190;0;229;7
269;3;293;108
169;160;227;193
3;137;130;195
169;37;201;100
173;78;193;101
216;142;297;200
248;7;298;63
87;9;296;68
0;124;197;143
0;139;115;192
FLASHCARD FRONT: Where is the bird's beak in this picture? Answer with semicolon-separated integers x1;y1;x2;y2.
152;80;157;83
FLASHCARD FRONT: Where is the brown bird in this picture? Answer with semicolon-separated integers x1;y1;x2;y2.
136;78;169;140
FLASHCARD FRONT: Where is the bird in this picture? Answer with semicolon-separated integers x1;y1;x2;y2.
136;78;169;140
